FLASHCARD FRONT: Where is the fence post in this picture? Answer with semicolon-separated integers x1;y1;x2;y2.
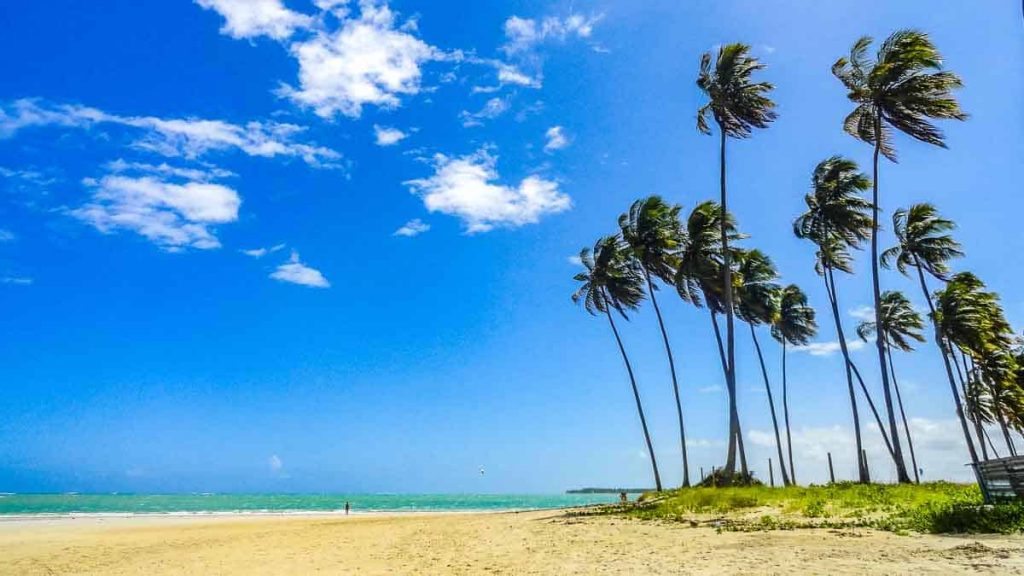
700;467;704;483
827;452;835;484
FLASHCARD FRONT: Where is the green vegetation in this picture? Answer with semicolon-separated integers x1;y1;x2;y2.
594;483;1024;534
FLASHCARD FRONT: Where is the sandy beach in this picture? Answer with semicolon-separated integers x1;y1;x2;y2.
1;510;1022;575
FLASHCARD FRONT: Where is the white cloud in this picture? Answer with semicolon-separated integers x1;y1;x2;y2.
71;174;241;251
271;251;330;287
697;384;723;394
0;229;14;242
394;218;429;237
281;1;440;119
459;97;509;127
241;243;286;258
373;124;407;146
502;13;601;55
567;255;582;266
268;454;285;474
543;125;569;152
1;276;32;286
848;305;875;322
747;418;977;483
404;148;571;233
497;63;540;87
792;339;865;357
106;159;236;182
0;99;340;167
195;0;313;40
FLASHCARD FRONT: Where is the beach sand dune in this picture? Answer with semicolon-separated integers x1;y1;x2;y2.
1;510;1022;575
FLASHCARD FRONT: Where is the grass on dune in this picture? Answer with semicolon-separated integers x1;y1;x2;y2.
587;482;1024;534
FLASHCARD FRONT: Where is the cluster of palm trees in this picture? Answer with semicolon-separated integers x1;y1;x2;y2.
573;30;1023;488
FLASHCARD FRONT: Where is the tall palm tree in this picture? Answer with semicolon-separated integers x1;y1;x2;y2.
771;285;817;484
794;156;874;482
857;290;925;482
834;30;967;483
697;43;777;479
735;249;791;486
676;201;750;478
572;236;663;491
619;196;691;486
881;203;980;467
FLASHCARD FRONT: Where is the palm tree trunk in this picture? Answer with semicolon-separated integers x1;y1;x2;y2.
604;303;662;491
751;323;791;486
870;112;911;484
973;357;1017;457
913;259;981;468
824;265;869;482
887;343;919;483
848;361;897;460
712;311;747;479
646;272;690;487
782;340;796;484
718;128;743;480
951;347;989;461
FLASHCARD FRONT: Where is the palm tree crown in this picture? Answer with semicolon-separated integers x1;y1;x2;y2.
857;290;926;352
832;30;967;161
619;196;685;284
771;285;818;346
697;44;778;137
882;203;964;280
572;236;645;317
675;201;743;310
794;156;873;249
735;249;781;326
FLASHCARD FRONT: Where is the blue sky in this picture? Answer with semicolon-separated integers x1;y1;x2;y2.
0;0;1021;493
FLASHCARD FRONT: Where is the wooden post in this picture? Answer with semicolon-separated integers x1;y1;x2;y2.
862;449;871;483
700;467;704;482
827;452;836;484
769;458;775;487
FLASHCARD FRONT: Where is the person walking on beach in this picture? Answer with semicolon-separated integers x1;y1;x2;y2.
345;502;350;515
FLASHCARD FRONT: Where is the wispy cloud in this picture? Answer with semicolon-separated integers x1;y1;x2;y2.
459;97;509;128
0;229;14;242
697;384;723;394
270;251;330;288
791;340;865;357
241;243;286;258
848;305;874;322
394;218;430;237
1;276;32;286
0;99;341;167
543;125;569;152
567;255;583;266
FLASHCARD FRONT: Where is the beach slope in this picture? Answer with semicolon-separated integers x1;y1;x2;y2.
1;511;1023;575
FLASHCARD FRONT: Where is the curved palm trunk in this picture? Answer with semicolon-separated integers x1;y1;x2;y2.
824;266;869;482
604;304;662;491
848;361;897;460
951;347;989;461
887;344;919;483
645;273;690;487
913;259;981;469
870;113;911;483
712;311;747;478
750;324;791;486
718;129;744;480
782;340;796;484
973;357;1017;457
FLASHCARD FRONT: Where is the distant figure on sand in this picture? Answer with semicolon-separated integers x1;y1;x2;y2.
619;492;628;503
345;502;350;515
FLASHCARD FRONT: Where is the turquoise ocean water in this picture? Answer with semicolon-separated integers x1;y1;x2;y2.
0;493;623;515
